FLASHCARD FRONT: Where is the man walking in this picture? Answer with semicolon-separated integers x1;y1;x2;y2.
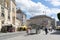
45;27;48;35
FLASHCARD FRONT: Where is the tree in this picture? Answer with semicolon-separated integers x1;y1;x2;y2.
57;13;60;20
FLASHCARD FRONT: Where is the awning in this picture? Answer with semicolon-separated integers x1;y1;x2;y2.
2;24;12;26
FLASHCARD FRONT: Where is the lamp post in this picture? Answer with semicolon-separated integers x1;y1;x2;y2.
51;15;56;29
42;10;47;27
42;9;46;15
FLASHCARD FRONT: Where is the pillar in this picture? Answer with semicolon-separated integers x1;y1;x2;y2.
0;5;2;31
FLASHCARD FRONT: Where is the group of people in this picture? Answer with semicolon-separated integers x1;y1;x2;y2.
26;26;52;35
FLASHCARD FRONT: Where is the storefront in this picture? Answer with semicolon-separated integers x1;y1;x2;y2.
1;24;15;32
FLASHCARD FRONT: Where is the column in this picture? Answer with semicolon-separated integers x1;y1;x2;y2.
0;5;2;31
4;8;8;24
10;0;12;24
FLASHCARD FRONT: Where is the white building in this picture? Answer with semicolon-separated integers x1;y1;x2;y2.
0;0;16;31
27;15;56;29
16;9;26;26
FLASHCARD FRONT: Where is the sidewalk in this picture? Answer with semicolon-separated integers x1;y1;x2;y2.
0;31;26;37
39;30;56;35
5;30;60;40
0;30;59;40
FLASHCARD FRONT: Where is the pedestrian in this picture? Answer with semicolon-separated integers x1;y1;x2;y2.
45;27;48;35
49;26;52;32
26;27;31;35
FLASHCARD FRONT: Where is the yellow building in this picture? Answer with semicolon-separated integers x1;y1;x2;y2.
10;0;16;31
0;0;16;32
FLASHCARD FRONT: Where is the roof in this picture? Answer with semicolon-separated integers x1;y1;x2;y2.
16;9;26;16
16;9;23;13
30;15;53;20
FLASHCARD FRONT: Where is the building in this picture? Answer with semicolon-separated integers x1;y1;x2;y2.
15;18;21;31
16;9;26;26
0;0;16;31
27;15;56;29
56;21;60;29
10;0;16;30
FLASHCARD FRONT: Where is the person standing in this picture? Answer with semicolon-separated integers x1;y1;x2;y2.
26;27;31;35
49;26;52;32
45;27;48;35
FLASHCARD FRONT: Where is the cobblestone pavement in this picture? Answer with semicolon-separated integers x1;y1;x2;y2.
4;30;60;40
0;31;26;36
0;31;26;40
6;33;60;40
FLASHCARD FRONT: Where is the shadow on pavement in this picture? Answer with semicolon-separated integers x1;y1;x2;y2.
51;30;60;35
24;33;37;36
25;33;37;36
29;33;37;35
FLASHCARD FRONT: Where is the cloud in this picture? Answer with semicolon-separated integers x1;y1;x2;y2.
45;0;60;6
16;0;60;21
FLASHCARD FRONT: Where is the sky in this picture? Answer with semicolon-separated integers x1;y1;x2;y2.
16;0;60;21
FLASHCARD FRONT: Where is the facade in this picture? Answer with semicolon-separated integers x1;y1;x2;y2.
10;0;16;28
27;15;56;29
15;18;21;31
0;0;16;31
16;9;26;26
56;21;60;29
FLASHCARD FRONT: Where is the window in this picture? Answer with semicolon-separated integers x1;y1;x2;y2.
1;6;4;12
1;13;4;17
2;21;4;24
8;13;10;19
12;8;15;12
8;16;10;19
